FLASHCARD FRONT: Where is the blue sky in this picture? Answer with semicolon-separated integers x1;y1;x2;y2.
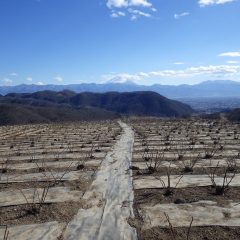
0;0;240;86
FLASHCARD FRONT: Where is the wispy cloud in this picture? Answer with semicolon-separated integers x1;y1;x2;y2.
219;51;240;57
199;0;235;7
110;11;126;18
9;72;18;77
54;75;64;82
106;0;155;19
102;64;240;84
107;0;152;8
36;81;44;85
26;77;33;81
150;7;157;12
103;73;143;83
128;8;151;20
2;78;13;85
174;12;190;20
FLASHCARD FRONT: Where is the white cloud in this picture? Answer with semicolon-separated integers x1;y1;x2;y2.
128;8;151;19
9;72;18;77
107;0;152;8
174;12;189;19
2;78;13;85
36;81;44;85
151;7;157;12
219;51;240;57
131;15;138;20
106;0;155;19
130;0;152;7
102;73;142;83
107;0;128;8
102;64;240;84
111;12;119;18
199;0;235;7
54;75;64;82
111;11;126;17
26;77;33;81
150;65;240;78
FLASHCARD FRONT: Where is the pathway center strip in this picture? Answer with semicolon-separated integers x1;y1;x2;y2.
63;121;137;240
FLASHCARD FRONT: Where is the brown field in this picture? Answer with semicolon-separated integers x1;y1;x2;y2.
0;121;121;239
1;117;240;240
129;117;240;240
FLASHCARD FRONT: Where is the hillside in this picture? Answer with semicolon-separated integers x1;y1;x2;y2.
0;104;119;125
226;108;240;122
68;91;193;117
0;91;193;125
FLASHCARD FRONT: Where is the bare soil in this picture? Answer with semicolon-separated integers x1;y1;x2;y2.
138;226;240;240
131;186;240;240
0;201;85;225
0;165;98;175
131;163;240;177
134;186;240;206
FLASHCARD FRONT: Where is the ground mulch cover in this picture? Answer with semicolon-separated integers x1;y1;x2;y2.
131;186;240;240
0;177;92;192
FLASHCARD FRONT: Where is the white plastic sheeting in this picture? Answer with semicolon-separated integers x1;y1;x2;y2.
2;152;106;162
0;187;83;207
134;174;240;189
5;159;100;170
139;200;240;229
0;170;93;183
0;222;64;240
63;121;137;240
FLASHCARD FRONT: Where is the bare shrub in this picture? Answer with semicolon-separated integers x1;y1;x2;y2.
226;153;239;172
175;143;193;161
203;141;224;159
87;143;96;159
37;157;73;186
19;183;51;215
0;157;10;185
0;157;9;174
180;153;201;173
143;150;165;174
35;159;47;172
164;212;193;240
76;152;89;170
1;225;9;240
206;160;236;195
156;163;183;196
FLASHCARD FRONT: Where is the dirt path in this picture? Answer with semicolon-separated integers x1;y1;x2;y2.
63;121;137;240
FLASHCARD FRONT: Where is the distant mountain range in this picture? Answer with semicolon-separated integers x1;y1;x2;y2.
1;80;240;98
0;91;193;125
